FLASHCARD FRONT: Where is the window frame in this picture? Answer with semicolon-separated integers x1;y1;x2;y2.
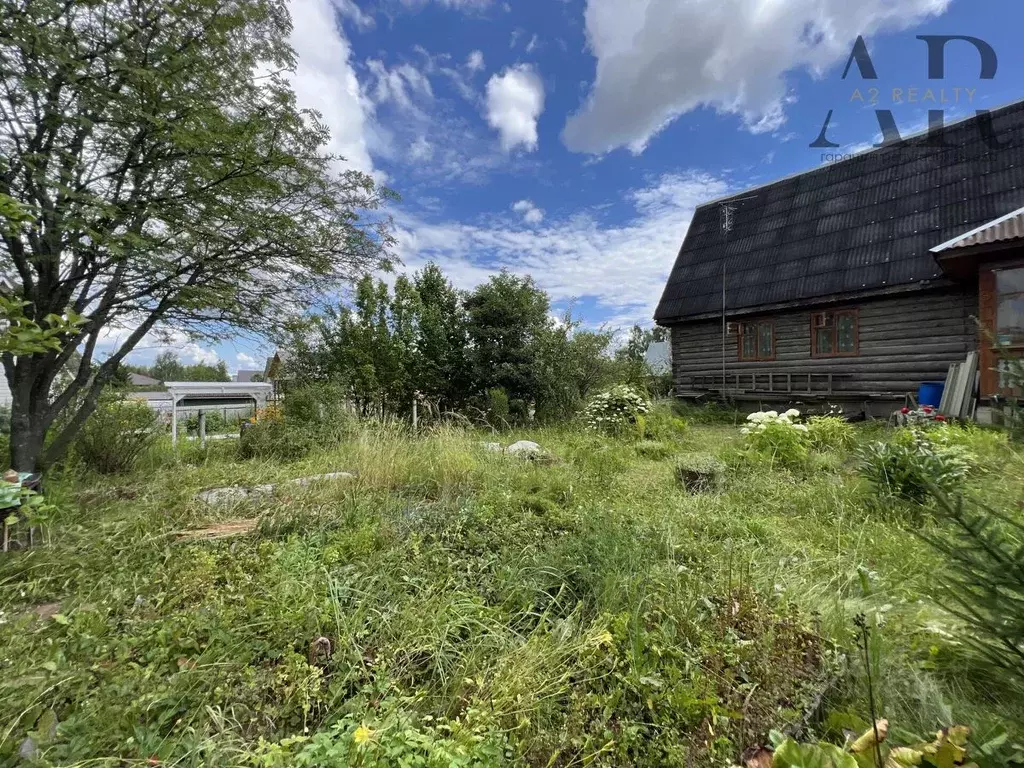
737;319;776;362
810;308;860;358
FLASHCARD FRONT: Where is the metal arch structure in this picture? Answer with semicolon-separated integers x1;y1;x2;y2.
164;382;274;447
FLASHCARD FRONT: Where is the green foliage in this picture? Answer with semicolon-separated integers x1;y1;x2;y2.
635;440;675;460
767;722;998;768
484;387;511;429
71;397;158;474
282;383;353;443
237;420;317;462
920;490;1024;682
1;0;394;469
807;416;856;453
0;405;9;436
857;428;975;504
0;296;85;358
639;401;689;441
251;696;506;766
148;351;230;383
184;410;233;435
2;422;1022;764
582;385;652;436
740;410;810;470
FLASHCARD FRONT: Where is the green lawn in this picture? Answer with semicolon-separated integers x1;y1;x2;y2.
1;420;1022;766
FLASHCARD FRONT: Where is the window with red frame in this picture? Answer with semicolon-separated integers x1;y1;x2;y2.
738;321;774;361
811;310;858;357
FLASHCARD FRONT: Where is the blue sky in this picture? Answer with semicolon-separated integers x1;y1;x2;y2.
118;0;1024;374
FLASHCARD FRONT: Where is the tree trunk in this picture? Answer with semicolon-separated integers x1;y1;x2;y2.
6;353;76;472
7;380;47;472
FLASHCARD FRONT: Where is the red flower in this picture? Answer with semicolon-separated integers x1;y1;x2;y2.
901;407;910;414
923;406;934;413
935;414;946;422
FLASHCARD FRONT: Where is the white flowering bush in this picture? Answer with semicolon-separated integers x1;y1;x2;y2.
740;409;810;468
582;385;652;436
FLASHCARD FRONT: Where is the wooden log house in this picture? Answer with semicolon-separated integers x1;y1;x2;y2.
654;100;1024;414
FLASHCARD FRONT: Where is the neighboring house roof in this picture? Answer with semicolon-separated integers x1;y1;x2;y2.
930;205;1024;253
655;99;1024;323
129;372;161;387
263;349;293;379
235;369;261;383
644;340;671;374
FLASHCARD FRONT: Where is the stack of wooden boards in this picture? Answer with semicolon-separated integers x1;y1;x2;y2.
939;351;979;420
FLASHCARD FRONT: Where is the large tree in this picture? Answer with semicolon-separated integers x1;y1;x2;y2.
0;0;394;469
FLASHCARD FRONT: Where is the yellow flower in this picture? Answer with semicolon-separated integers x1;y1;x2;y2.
353;724;374;745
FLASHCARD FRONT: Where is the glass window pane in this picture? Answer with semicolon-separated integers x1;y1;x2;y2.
837;314;857;353
742;331;757;359
996;268;1024;343
758;323;773;358
816;328;834;355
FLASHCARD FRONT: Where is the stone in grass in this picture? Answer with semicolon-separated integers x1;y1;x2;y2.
480;442;504;453
506;440;545;459
196;473;355;507
675;454;725;494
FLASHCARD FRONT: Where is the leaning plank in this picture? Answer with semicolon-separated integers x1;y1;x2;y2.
957;352;979;420
939;363;960;416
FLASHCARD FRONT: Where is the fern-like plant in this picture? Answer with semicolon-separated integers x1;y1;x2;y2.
919;487;1024;681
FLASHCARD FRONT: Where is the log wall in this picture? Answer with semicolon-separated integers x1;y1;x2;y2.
668;288;978;400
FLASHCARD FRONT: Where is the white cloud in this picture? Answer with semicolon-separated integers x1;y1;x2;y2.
525;34;540;53
512;199;544;225
334;0;375;30
366;59;433;112
485;65;545;152
466;50;485;73
400;0;492;9
97;324;223;369
409;136;434;161
396;172;728;326
288;0;376;173
237;352;259;370
563;0;951;154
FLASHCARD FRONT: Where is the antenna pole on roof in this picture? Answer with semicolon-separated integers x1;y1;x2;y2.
718;196;756;405
720;204;735;403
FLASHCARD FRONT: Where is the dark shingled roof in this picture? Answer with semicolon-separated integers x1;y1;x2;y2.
655;100;1024;323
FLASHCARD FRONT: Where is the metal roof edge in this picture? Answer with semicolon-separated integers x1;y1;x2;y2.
930;204;1024;253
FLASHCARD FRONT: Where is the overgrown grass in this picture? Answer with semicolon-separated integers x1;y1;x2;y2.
1;421;1022;765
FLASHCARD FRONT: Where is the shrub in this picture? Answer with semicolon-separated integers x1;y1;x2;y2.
807;415;855;452
639;401;688;441
921;489;1024;684
0;405;9;436
238;420;316;462
283;383;353;443
857;428;974;504
485;387;511;428
582;385;651;436
183;410;231;435
73;397;158;474
741;409;810;469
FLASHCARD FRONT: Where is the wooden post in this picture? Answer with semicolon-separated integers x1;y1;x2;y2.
199;411;207;449
412;395;418;434
171;397;178;447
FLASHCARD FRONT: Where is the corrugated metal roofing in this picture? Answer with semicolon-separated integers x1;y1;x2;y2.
655;100;1024;323
930;205;1024;253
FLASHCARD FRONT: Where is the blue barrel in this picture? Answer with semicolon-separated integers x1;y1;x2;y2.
918;381;945;408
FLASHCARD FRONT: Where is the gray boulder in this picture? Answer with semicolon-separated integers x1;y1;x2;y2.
506;440;544;459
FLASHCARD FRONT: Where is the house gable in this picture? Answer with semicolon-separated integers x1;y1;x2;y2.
655;100;1024;324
